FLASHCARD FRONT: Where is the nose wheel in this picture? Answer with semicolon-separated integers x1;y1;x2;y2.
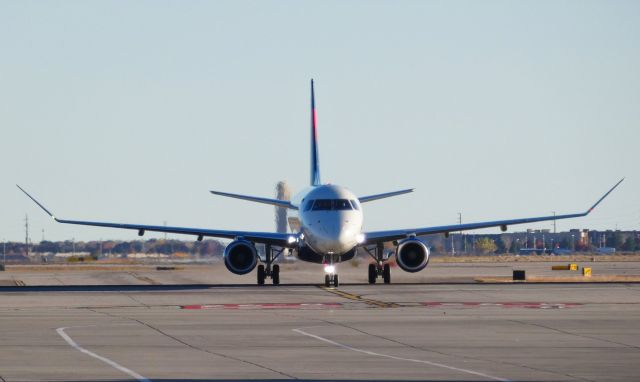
325;273;339;288
257;245;283;285
365;243;391;284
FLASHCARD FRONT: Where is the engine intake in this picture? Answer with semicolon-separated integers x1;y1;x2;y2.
395;237;430;273
224;239;258;275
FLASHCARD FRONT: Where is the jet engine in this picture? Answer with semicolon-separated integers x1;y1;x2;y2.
223;239;258;275
395;237;430;273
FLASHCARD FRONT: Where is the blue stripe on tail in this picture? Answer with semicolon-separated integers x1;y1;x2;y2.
310;79;321;186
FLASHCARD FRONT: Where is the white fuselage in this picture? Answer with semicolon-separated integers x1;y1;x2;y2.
292;185;363;257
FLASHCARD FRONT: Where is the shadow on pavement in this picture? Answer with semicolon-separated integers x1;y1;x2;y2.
53;380;499;382
0;280;636;292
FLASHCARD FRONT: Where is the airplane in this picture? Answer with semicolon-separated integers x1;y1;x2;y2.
18;80;624;287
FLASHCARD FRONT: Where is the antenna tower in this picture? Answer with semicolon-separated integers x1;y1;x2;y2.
24;214;29;257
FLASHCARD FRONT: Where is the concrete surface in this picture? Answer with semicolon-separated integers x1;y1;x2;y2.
3;260;640;286
1;280;640;381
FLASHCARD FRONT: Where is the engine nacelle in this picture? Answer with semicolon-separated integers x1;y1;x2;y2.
223;239;258;275
395;237;430;273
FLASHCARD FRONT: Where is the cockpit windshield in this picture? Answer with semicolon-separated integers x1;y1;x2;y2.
309;199;354;211
312;199;333;210
334;199;352;210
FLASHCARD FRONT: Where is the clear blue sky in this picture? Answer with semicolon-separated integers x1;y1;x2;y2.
1;1;638;242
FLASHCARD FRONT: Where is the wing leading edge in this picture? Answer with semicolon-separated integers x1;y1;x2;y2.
17;185;294;247
361;178;624;246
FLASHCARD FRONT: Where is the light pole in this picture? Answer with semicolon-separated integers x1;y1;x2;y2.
451;234;455;256
458;212;465;253
3;238;6;266
571;234;575;251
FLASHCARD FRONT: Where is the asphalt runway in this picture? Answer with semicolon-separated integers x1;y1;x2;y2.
1;282;640;382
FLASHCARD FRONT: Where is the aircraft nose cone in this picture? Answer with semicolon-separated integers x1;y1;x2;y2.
305;213;357;254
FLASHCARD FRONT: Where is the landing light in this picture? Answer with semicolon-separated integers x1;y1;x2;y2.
356;233;365;244
287;236;297;244
324;264;336;274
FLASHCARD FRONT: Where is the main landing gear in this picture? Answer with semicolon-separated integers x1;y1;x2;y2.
364;243;391;284
257;244;284;285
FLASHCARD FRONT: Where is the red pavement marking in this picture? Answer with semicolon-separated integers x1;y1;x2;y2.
421;302;582;309
181;301;582;310
182;302;343;310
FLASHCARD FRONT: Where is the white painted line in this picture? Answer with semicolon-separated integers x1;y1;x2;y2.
293;328;510;382
56;327;150;382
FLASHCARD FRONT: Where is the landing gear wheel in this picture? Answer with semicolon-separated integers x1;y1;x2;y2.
272;264;280;285
333;274;339;288
257;265;265;285
383;263;391;284
325;274;331;287
368;264;376;284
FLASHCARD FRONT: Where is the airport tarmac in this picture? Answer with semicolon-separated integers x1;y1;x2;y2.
1;277;640;381
3;260;640;286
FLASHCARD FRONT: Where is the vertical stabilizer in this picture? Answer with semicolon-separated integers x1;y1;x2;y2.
310;79;321;186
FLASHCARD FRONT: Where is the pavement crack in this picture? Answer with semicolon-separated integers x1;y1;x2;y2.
120;292;151;308
317;286;398;308
313;318;593;382
86;308;296;379
508;319;640;350
53;276;66;285
128;272;160;285
131;317;297;379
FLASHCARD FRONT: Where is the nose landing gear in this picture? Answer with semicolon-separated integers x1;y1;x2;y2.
323;261;339;287
364;243;391;284
324;273;339;288
257;244;283;285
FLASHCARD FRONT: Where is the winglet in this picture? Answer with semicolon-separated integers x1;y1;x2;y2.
16;185;57;220
586;177;625;214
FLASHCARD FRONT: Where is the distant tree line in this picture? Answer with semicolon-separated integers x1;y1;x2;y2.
1;239;225;257
2;231;639;260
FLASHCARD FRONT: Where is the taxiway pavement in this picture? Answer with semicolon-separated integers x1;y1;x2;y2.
1;281;639;381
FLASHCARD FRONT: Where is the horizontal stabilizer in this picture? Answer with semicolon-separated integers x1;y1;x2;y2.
358;188;414;203
210;190;298;210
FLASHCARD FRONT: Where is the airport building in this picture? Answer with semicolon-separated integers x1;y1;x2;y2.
424;229;640;255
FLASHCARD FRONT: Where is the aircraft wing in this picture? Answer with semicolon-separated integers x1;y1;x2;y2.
17;186;294;247
361;178;624;246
